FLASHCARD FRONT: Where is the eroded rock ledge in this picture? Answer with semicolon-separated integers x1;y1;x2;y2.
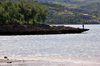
0;24;89;35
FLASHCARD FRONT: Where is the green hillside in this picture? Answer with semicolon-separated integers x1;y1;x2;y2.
79;3;100;20
7;0;100;4
40;1;100;24
0;0;100;24
37;0;100;4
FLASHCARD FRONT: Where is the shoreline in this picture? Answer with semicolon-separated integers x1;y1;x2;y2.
0;58;99;66
0;56;99;66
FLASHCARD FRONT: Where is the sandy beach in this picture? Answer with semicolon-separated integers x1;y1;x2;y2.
0;56;100;66
0;59;100;66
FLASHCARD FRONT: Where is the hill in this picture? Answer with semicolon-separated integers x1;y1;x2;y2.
37;0;100;4
40;1;100;24
78;3;100;20
79;3;100;13
1;0;100;24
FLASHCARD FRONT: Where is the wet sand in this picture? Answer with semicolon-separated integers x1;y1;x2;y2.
0;58;100;66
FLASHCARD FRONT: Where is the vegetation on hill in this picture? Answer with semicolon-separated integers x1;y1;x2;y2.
38;0;100;24
40;1;100;24
79;3;100;19
37;0;100;4
0;0;48;25
0;0;100;24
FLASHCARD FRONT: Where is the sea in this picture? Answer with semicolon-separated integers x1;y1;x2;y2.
0;24;100;66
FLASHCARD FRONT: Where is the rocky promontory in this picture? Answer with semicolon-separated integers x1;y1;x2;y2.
0;24;89;35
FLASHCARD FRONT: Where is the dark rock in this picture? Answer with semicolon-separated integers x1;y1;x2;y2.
7;61;12;63
0;24;89;35
4;56;8;59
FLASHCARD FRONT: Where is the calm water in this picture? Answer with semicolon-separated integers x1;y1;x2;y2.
0;25;100;65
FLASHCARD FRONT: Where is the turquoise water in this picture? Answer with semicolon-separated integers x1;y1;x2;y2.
0;25;100;65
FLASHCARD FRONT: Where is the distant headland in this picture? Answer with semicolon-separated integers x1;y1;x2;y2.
0;1;89;35
0;24;89;35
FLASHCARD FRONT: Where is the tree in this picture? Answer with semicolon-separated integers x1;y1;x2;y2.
0;0;48;25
